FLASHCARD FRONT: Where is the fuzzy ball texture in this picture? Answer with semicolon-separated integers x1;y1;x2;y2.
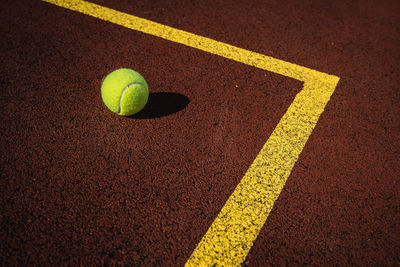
101;68;149;116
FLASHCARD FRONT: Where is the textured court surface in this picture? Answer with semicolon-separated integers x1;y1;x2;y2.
1;0;399;265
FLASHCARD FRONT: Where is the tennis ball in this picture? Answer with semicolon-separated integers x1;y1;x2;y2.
101;68;149;116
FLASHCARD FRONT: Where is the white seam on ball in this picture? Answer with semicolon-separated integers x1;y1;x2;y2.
119;83;144;114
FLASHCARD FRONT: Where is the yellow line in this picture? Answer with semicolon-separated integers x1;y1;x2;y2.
42;0;332;82
41;0;340;265
186;79;339;266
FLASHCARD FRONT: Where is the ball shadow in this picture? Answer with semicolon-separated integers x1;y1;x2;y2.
129;92;190;119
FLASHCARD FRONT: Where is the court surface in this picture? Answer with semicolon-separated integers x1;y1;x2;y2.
1;0;399;265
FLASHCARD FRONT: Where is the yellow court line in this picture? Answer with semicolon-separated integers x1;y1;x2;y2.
42;0;340;265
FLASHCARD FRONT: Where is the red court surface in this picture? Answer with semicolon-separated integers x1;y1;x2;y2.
1;0;399;265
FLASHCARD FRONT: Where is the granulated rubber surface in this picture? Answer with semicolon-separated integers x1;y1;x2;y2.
1;0;399;265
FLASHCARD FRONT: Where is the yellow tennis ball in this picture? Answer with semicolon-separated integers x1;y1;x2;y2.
101;68;149;116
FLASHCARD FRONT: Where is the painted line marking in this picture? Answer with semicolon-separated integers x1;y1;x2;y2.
41;0;340;265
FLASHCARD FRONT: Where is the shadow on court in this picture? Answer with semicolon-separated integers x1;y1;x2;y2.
129;92;189;119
